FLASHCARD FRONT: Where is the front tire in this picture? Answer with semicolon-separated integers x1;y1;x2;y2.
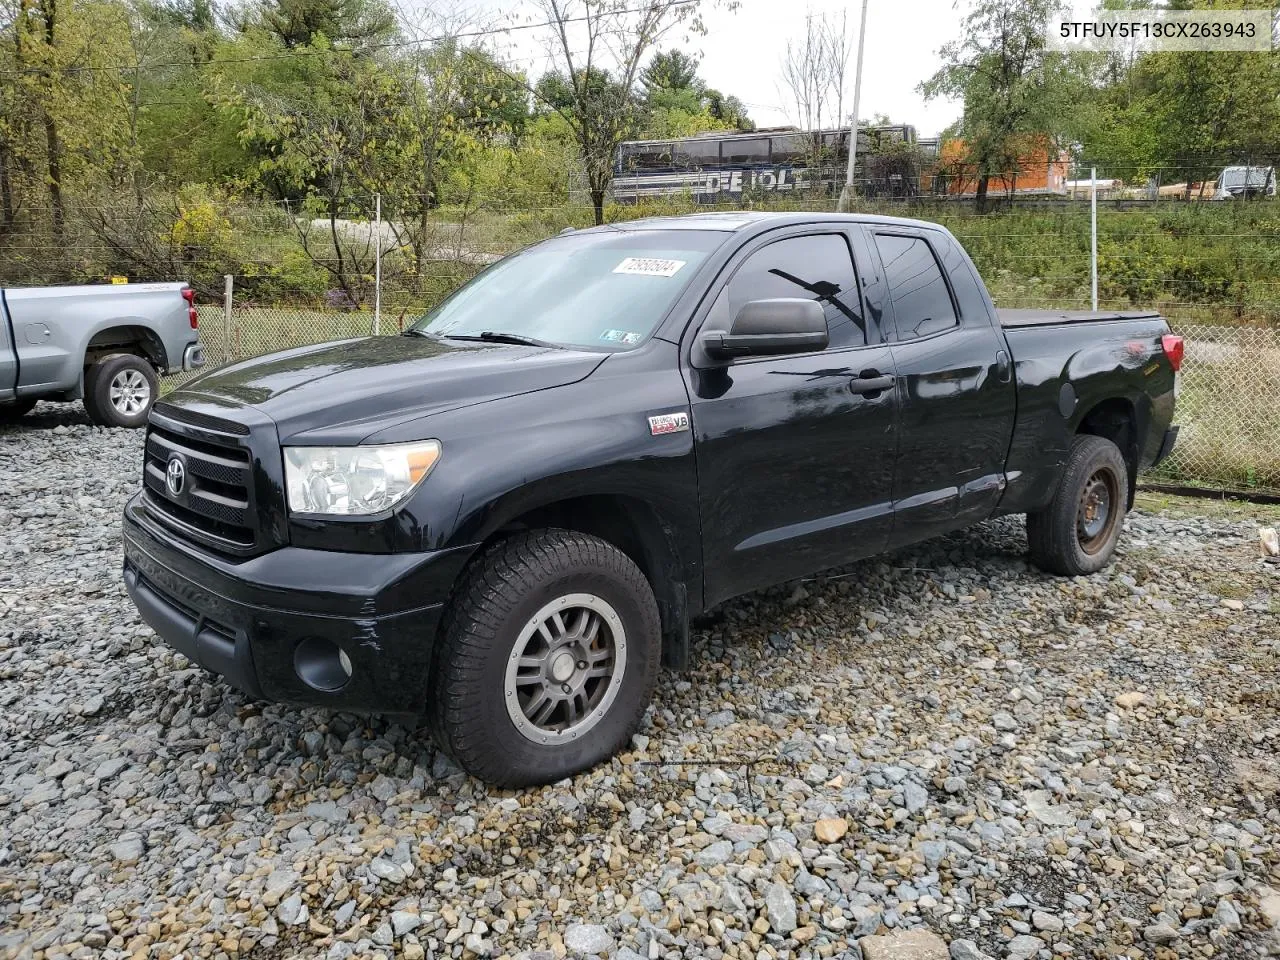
429;529;661;787
84;354;157;428
1027;435;1129;576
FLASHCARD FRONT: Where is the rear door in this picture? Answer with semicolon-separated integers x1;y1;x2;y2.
2;286;74;391
684;227;899;607
864;227;1016;547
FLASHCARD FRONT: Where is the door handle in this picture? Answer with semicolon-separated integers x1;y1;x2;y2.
996;349;1012;383
849;373;894;397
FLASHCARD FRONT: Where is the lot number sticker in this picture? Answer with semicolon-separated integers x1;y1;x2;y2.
613;257;686;277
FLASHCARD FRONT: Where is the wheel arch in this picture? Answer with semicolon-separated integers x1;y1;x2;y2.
1074;396;1140;507
469;493;693;669
84;323;166;371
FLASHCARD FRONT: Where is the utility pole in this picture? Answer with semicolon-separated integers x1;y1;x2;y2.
1090;167;1098;311
373;193;382;336
836;0;869;213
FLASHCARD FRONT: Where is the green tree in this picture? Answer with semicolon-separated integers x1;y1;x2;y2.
389;37;530;278
636;47;752;138
704;88;752;130
920;0;1086;209
212;29;413;303
640;48;699;95
234;0;395;50
530;0;706;225
0;0;135;244
1070;0;1280;192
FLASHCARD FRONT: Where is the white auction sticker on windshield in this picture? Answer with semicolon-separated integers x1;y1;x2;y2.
613;257;686;277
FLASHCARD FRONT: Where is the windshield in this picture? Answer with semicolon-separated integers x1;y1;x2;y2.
410;229;726;350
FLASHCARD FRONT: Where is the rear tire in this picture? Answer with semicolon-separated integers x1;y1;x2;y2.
1027;434;1129;576
0;398;37;421
429;529;661;787
83;354;157;428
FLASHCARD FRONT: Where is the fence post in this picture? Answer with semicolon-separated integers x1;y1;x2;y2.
223;275;234;364
373;193;382;336
1090;167;1098;311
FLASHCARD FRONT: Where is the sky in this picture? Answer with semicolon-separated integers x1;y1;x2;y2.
694;0;965;137
472;0;967;139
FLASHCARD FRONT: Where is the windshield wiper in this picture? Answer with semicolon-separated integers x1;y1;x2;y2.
442;331;558;348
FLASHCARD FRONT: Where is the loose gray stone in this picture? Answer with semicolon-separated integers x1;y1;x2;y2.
1144;922;1181;945
949;940;990;960
277;893;306;926
704;710;735;730
564;923;615;956
391;910;422;936
1031;910;1064;933
368;858;406;883
1006;934;1044;960
109;834;143;863
334;900;357;927
764;882;797;934
722;823;769;844
1213;899;1242;932
903;782;929;814
696;840;734;867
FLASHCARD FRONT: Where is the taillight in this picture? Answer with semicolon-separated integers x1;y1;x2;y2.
1161;334;1184;372
182;287;198;329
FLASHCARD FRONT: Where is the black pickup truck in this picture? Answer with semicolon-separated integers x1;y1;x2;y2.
122;212;1181;785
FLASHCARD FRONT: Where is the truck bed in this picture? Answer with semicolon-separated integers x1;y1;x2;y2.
998;308;1161;328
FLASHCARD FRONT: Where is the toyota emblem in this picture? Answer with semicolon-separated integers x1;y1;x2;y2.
166;456;186;496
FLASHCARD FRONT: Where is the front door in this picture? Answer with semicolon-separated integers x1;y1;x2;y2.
684;230;900;608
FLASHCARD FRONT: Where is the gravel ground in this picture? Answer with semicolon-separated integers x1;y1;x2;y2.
2;403;1279;960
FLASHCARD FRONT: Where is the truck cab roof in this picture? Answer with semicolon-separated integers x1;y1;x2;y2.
576;211;950;236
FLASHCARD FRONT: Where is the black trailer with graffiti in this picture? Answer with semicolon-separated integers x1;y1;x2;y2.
611;125;933;202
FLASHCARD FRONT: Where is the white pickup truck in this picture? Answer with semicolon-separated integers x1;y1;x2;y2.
0;282;205;427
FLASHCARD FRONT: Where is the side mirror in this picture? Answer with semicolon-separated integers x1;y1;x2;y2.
701;298;829;361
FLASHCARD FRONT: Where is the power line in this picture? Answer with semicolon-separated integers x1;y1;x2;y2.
0;0;696;79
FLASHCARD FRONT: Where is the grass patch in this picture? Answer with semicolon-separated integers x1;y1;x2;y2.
1133;490;1280;523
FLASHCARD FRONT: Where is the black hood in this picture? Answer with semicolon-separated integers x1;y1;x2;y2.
169;336;606;443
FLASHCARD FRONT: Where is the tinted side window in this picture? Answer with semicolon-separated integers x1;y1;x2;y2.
722;138;770;165
873;234;958;339
727;235;866;348
674;139;720;168
624;143;672;171
771;134;808;165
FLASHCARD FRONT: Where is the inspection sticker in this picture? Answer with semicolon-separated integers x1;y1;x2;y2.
613;257;686;277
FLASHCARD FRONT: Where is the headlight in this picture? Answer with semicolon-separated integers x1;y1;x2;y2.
284;441;441;516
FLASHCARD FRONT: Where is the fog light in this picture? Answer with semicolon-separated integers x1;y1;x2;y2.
294;637;353;692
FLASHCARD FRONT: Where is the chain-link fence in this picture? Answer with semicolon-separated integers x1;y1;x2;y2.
4;182;1273;498
1146;324;1280;495
175;279;1280;499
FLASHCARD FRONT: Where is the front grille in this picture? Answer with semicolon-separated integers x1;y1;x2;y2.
152;401;250;436
142;420;257;553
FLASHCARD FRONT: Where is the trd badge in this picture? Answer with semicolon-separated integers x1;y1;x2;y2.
648;411;690;436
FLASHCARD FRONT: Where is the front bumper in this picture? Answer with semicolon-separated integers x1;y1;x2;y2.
122;493;475;715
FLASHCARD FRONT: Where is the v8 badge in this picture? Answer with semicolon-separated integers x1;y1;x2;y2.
648;411;690;436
